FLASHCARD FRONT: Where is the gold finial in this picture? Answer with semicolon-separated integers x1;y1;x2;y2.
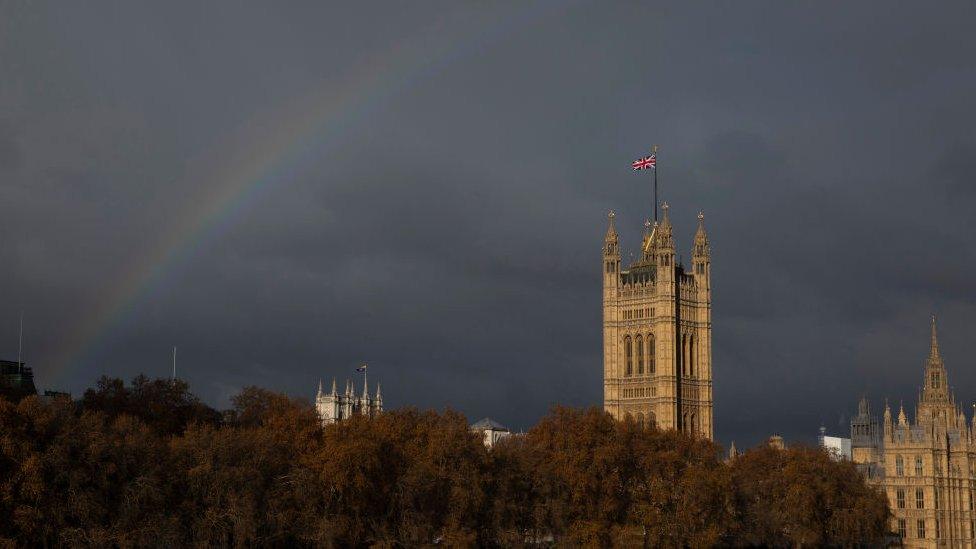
608;210;615;218
698;210;704;222
644;219;651;228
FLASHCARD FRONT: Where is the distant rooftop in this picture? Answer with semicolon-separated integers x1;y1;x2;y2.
0;359;37;401
471;417;509;432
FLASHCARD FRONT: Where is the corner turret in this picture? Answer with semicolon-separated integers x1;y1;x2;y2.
883;400;892;439
603;211;621;293
692;211;710;286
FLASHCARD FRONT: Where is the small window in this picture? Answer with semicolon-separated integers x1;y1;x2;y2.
916;488;924;509
896;455;904;476
916;456;923;476
897;489;905;509
898;519;906;539
917;519;925;539
936;519;941;539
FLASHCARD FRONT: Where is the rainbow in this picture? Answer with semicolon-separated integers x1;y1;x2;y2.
48;4;568;384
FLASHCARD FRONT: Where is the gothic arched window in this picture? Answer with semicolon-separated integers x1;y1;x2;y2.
689;334;695;378
624;336;633;376
690;412;697;436
636;412;645;430
931;371;941;389
636;335;644;375
647;411;656;429
916;456;923;476
896;455;904;476
648;334;655;373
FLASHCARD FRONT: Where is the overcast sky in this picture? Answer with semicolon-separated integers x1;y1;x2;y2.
2;2;975;447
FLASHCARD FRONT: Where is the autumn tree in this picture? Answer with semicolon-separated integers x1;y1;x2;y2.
729;444;889;547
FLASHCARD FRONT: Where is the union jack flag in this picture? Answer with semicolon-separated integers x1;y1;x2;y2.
356;364;367;372
632;154;656;171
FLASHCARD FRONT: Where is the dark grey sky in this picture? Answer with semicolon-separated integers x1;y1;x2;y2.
2;2;975;447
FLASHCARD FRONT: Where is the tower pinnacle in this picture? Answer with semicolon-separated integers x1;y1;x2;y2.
605;210;617;241
930;314;940;361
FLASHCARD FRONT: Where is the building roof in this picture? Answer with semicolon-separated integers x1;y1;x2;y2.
0;359;37;401
471;417;509;432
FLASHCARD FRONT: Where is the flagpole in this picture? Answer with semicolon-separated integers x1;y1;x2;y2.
653;145;659;222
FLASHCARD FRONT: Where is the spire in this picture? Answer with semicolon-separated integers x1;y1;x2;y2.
728;441;738;460
331;377;337;395
858;395;870;416
898;402;907;426
922;315;949;402
604;210;617;241
317;379;323;397
375;382;382;400
655;202;674;250
363;375;369;400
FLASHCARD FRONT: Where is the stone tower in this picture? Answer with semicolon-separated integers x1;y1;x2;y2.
315;376;383;425
602;204;713;439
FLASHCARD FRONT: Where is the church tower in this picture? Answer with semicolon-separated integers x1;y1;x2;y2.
602;203;714;439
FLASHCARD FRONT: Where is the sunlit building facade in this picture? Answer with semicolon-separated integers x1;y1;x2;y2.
602;203;713;439
851;318;976;548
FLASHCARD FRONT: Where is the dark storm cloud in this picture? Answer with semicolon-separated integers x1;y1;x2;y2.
2;2;976;447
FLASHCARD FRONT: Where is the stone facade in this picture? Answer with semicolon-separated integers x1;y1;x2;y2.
602;203;713;439
852;317;976;548
315;377;382;425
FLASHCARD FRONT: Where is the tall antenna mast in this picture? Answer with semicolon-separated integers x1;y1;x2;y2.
172;346;177;380
17;312;23;373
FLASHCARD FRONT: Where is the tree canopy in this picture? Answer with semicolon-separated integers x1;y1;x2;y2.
0;377;889;547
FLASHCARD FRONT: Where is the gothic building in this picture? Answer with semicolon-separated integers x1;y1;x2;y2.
602;203;713;439
851;317;976;547
315;377;382;425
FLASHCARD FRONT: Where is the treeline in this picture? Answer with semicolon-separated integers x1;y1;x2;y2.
0;376;888;547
